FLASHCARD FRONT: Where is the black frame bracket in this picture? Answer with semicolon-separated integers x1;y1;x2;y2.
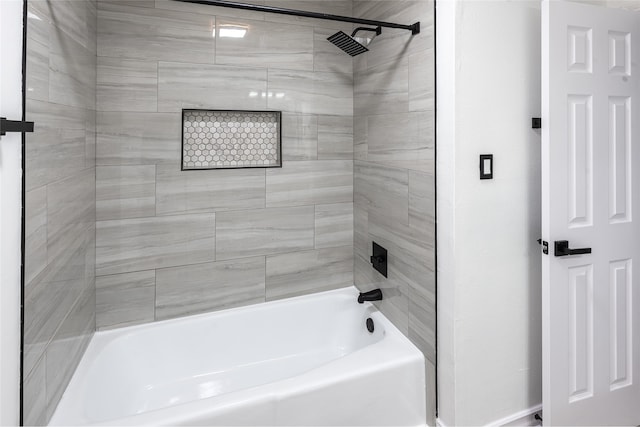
0;117;34;136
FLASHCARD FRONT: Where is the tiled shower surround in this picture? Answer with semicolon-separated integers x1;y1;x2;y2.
22;0;434;425
352;0;436;422
94;0;355;328
23;0;97;424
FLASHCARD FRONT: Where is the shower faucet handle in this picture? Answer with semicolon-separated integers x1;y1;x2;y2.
370;255;385;264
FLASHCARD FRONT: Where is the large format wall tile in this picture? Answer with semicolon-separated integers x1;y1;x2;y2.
368;210;433;292
47;168;96;264
86;111;97;169
35;0;97;53
408;170;435;235
354;161;409;225
267;69;353;116
353;1;432;70
281;114;318;161
317;115;354;159
266;246;353;301
96;214;215;275
97;57;158;112
215;18;313;71
157;62;267;112
25;186;48;285
156;257;265;320
23;358;46;426
96;165;156;220
45;286;95;418
96;270;156;330
409;48;434;112
25;100;88;191
156;166;265;215
266;160;353;207
49;27;97;110
98;2;216;63
366;111;433;164
409;275;436;363
354;115;368;161
216;206;314;260
97;112;181;165
26;5;50;103
315;202;354;249
354;57;409;117
23;275;84;378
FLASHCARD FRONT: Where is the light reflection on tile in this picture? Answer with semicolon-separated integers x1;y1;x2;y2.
158;62;267;112
215;17;313;71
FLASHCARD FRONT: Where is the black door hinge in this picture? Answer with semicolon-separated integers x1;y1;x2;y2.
0;117;34;136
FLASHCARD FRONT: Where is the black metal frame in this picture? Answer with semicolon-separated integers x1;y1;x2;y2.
20;1;28;425
173;0;420;35
180;109;283;171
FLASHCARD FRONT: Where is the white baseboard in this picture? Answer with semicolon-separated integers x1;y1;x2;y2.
436;404;542;427
485;404;543;427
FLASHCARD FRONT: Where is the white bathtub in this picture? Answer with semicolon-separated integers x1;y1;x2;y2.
49;287;426;426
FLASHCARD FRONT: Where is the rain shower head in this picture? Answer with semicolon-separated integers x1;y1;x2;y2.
327;26;382;57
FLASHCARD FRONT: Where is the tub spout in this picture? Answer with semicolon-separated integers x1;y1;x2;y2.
358;289;382;304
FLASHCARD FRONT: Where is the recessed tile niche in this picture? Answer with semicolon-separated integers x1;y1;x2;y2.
182;110;282;170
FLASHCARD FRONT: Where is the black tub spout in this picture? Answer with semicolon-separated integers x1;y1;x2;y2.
358;288;383;304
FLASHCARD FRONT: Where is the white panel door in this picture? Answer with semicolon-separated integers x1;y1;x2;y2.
0;0;25;424
542;1;640;425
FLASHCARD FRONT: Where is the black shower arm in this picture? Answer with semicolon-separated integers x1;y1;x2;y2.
172;0;420;34
351;26;382;37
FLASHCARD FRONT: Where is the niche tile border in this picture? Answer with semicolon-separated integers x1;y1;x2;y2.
182;109;282;170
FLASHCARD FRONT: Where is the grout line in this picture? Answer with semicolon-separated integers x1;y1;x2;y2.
153;164;157;217
155;60;159;113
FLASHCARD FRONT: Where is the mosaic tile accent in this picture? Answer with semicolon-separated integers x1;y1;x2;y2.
182;110;282;170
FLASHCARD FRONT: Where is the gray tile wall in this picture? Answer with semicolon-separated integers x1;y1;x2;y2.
23;0;98;424
352;0;436;424
94;0;355;330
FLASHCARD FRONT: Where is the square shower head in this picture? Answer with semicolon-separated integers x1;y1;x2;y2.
327;31;369;57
